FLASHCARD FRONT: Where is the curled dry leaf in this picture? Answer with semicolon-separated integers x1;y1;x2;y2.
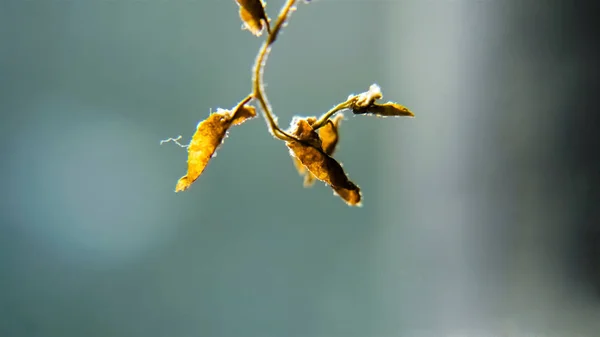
293;114;344;187
351;83;415;117
318;113;343;155
360;102;414;117
175;98;256;192
286;118;361;206
291;116;316;187
231;104;257;125
291;126;315;187
292;154;311;186
236;0;270;36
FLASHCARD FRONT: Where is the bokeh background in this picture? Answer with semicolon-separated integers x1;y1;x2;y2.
1;0;599;336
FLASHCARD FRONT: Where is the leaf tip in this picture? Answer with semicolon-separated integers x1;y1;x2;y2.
236;0;270;36
175;176;192;192
333;183;362;207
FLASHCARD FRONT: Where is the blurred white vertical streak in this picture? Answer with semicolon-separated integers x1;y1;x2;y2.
374;0;492;334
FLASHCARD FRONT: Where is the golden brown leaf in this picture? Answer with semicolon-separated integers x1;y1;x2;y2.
175;114;231;192
292;156;315;187
333;183;361;206
236;0;270;36
350;84;415;118
231;104;257;125
318;113;343;155
292;156;308;175
175;98;256;192
293;114;344;187
290;116;316;187
355;102;414;117
302;167;316;187
290;146;309;184
286;118;361;206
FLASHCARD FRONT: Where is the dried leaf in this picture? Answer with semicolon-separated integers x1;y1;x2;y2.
175;98;256;192
286;118;361;206
292;156;315;187
293;114;344;187
236;0;270;36
289;116;316;187
231;104;257;125
292;156;308;175
318;113;343;155
361;102;414;117
350;83;414;118
332;182;361;206
302;167;316;187
175;114;231;192
291;116;316;187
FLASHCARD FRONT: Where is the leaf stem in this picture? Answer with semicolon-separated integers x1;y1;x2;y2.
252;0;298;142
232;93;253;118
311;100;354;130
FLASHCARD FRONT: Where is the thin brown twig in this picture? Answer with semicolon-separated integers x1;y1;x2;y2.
311;100;354;130
252;0;298;142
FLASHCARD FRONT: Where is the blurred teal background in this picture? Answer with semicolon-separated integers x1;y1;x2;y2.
1;0;599;336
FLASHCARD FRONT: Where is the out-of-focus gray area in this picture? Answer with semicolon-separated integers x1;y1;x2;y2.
1;0;598;336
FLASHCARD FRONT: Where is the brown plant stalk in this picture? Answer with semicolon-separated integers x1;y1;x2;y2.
162;0;415;206
252;0;298;141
